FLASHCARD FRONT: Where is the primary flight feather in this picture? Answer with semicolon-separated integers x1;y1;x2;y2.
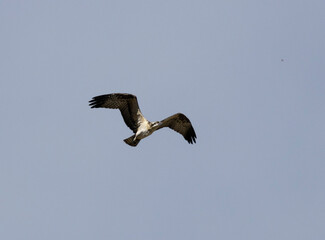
89;93;197;147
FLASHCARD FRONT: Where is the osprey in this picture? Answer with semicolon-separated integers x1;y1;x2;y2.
89;93;197;147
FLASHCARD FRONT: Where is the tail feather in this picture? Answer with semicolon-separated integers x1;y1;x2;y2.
123;135;140;147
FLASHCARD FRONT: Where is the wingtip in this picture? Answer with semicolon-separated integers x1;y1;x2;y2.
88;97;104;108
186;126;197;144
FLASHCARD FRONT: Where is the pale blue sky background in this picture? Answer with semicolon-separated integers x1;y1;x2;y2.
1;0;324;239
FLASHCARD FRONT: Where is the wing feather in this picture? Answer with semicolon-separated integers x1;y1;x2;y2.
89;93;144;133
157;113;197;144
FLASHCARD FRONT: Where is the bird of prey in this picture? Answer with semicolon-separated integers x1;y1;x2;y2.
89;93;197;147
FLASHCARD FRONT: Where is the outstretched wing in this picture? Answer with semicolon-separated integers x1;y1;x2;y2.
157;113;197;144
89;93;144;133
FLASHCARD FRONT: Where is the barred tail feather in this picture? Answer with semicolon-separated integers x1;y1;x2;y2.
123;135;140;147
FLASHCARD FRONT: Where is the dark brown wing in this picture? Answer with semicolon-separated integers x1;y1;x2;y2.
89;93;144;133
157;113;197;144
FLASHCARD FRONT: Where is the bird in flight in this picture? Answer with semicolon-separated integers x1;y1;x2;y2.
89;93;197;147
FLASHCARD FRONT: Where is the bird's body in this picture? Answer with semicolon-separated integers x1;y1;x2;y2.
134;120;155;139
89;93;196;147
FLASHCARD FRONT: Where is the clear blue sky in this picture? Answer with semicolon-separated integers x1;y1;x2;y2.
1;1;324;239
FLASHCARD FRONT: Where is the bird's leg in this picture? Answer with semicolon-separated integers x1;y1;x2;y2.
134;129;141;141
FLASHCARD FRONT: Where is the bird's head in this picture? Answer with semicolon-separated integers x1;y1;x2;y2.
151;121;160;128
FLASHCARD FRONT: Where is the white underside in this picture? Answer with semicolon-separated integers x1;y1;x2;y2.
134;120;159;140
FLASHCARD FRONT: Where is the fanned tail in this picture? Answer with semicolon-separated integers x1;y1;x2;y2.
123;135;140;147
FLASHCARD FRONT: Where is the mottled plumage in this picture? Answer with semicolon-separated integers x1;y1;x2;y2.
89;93;197;147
